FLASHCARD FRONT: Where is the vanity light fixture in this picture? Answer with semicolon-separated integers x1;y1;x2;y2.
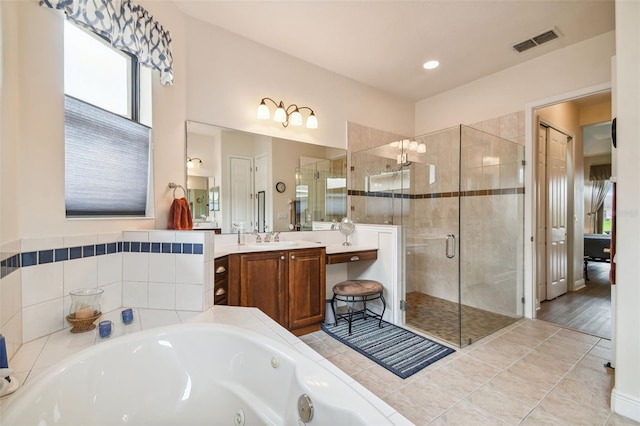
257;98;318;129
186;157;202;169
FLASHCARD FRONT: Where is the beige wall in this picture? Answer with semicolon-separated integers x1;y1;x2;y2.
415;31;615;135
612;1;640;418
1;1;414;241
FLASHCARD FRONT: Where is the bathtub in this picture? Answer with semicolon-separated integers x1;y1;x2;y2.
1;323;392;425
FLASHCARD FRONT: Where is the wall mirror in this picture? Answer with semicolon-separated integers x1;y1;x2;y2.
186;121;347;234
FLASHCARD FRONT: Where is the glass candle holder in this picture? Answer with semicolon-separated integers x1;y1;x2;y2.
69;288;104;319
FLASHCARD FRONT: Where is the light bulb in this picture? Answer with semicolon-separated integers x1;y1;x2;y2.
187;159;194;169
306;112;318;129
401;139;410;150
417;143;426;153
290;109;303;126
273;105;287;123
410;140;418;151
257;101;270;120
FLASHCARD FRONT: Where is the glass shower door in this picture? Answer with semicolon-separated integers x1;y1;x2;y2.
403;127;462;347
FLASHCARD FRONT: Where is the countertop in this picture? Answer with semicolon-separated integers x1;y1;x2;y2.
213;241;378;259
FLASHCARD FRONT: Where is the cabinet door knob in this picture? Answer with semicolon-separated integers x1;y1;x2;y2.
215;288;226;296
215;266;226;274
280;255;285;260
350;256;360;261
291;255;296;260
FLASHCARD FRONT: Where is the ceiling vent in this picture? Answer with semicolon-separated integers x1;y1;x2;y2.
513;28;560;53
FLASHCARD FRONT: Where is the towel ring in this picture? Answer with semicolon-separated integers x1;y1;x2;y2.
168;182;186;199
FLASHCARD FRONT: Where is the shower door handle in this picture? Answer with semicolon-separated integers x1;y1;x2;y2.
446;234;456;259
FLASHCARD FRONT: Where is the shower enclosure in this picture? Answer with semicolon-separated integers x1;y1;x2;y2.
350;125;524;347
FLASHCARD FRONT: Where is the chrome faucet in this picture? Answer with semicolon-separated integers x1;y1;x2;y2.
252;230;262;243
273;232;281;242
264;232;273;243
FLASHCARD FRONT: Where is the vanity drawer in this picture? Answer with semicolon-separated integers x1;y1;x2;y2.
214;256;229;305
326;249;378;265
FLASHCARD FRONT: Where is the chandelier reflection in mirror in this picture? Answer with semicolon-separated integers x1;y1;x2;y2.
257;98;318;129
390;139;426;165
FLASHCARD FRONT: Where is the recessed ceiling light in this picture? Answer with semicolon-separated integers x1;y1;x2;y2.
423;60;440;70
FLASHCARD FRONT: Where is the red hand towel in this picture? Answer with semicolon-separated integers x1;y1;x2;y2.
168;198;193;230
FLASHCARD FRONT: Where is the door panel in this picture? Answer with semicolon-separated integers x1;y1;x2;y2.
230;156;253;230
546;127;568;299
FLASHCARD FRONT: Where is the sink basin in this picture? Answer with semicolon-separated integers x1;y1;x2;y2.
247;241;299;250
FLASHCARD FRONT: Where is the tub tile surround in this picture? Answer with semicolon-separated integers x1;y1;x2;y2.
0;230;211;354
0;306;412;426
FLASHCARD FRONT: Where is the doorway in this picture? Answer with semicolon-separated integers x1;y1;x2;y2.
531;90;613;339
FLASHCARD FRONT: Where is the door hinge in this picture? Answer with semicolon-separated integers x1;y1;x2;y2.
521;160;526;166
350;166;355;171
521;297;525;304
400;300;407;311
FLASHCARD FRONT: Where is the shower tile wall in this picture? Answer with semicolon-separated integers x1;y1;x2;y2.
347;122;409;225
407;126;461;303
459;127;525;317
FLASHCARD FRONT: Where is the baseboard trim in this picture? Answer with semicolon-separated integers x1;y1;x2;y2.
612;388;640;422
573;278;586;291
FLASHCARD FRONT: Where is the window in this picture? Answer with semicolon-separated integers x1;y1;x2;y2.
64;20;153;217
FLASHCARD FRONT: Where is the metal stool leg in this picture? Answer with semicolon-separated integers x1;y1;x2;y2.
347;296;354;335
378;292;386;328
331;293;338;326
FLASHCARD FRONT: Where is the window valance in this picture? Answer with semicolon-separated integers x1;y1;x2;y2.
589;164;612;181
40;0;173;85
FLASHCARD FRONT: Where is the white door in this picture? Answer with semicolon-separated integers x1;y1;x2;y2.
546;127;569;299
536;123;547;305
230;156;254;231
254;153;270;232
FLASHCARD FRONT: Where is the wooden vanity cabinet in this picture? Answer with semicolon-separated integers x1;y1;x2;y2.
228;247;326;335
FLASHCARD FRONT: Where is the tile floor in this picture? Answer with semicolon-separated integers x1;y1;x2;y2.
1;307;639;426
301;318;639;426
405;291;520;347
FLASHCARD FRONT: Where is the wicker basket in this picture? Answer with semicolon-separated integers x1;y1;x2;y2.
66;312;101;333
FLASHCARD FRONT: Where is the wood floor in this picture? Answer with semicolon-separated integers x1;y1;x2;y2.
537;261;611;339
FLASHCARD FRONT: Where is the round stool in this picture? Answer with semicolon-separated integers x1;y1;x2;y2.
331;279;386;335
